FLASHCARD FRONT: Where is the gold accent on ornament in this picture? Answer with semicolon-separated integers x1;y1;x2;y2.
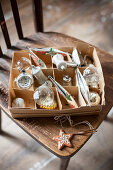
40;101;57;110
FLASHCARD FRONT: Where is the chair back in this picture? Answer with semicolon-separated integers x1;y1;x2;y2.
0;0;43;52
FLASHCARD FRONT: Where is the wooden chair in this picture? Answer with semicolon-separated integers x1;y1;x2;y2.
0;0;113;169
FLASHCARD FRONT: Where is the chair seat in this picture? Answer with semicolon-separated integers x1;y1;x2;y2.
0;32;113;158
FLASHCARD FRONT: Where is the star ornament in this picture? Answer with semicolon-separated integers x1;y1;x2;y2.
53;130;74;150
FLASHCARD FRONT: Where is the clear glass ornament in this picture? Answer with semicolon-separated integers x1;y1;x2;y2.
83;64;99;88
89;91;100;106
15;70;33;89
16;57;31;71
33;82;56;109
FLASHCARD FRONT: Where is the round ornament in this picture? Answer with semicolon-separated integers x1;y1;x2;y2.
33;83;57;109
12;98;25;107
15;70;33;89
89;91;100;106
83;64;99;88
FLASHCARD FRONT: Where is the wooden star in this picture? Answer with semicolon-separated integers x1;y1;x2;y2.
53;129;74;150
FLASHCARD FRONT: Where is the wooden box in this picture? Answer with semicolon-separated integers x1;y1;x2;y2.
8;42;105;118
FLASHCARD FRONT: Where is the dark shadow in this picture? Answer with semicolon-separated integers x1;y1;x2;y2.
0;130;18;139
0;54;10;59
99;157;113;170
0;67;10;72
10;46;21;50
0;130;31;147
0;130;41;154
22;37;38;43
104;117;113;124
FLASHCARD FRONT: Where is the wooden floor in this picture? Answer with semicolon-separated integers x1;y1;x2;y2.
0;0;113;169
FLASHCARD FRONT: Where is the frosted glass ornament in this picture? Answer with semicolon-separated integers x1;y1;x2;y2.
12;98;25;107
52;54;67;70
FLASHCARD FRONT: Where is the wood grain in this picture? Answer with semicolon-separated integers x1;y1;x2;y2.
0;109;1;133
0;32;113;158
0;2;11;48
0;46;3;56
60;158;70;170
1;0;113;53
0;0;113;169
10;0;23;39
32;0;43;32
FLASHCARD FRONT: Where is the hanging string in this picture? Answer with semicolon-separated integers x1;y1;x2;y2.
54;115;96;134
54;115;67;128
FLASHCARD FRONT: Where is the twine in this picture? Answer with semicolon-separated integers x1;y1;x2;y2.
54;115;96;133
